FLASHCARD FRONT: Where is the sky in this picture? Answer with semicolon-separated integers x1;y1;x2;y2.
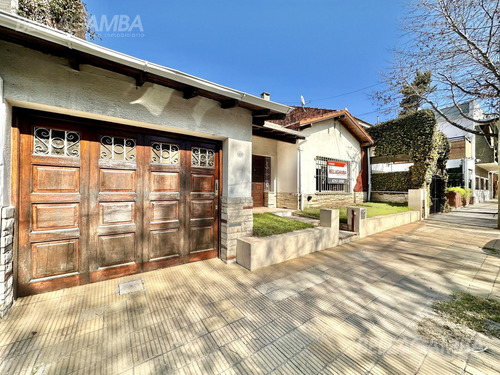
84;0;406;124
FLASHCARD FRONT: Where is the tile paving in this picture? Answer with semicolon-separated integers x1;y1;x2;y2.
1;202;500;374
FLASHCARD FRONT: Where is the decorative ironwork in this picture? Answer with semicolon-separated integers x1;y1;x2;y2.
33;127;80;158
264;156;271;192
191;147;214;168
100;136;136;161
315;156;349;193
151;142;180;165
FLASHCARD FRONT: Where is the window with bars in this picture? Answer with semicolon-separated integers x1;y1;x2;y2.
315;156;349;193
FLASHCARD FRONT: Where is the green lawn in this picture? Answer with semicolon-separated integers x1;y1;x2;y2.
253;213;315;237
431;292;500;338
297;202;412;223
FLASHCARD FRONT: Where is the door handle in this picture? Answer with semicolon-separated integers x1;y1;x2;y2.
215;179;219;194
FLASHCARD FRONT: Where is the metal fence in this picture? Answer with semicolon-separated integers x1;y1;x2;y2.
314;156;349;193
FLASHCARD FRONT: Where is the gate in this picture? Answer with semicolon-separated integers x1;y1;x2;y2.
430;175;445;214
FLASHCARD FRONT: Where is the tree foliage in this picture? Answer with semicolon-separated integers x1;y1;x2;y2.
18;0;97;40
399;70;436;117
374;0;500;134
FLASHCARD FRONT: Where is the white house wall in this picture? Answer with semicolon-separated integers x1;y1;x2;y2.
252;136;278;192
371;162;414;174
299;119;361;194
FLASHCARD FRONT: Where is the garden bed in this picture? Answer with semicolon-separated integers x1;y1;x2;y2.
253;213;314;237
297;202;411;223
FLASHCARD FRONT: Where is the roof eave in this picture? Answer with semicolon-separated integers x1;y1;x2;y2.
0;11;290;118
298;110;375;146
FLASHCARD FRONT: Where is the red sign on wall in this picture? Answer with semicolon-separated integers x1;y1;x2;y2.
327;161;348;184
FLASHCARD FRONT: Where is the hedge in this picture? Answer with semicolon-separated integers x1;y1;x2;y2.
372;172;411;191
368;110;450;190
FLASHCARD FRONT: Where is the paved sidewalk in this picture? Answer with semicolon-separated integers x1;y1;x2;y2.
1;202;500;374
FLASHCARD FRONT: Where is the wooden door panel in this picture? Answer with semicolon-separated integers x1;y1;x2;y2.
99;202;135;225
191;174;214;193
32;204;79;231
17;118;87;296
32;166;80;193
189;226;214;252
186;142;219;259
149;230;180;259
151;172;180;192
98;233;136;267
31;239;79;279
99;169;136;192
89;131;142;281
143;136;185;270
252;182;264;207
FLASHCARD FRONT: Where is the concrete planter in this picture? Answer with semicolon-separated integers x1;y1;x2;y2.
237;209;339;271
446;192;462;209
463;196;470;206
347;207;422;238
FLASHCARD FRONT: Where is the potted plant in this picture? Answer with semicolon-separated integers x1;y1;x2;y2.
445;187;463;209
463;188;472;206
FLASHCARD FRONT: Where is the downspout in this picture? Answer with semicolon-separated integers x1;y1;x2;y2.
367;147;372;202
298;144;303;210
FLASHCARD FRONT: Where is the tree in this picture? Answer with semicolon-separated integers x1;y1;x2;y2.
399;70;436;116
375;0;499;135
17;0;98;40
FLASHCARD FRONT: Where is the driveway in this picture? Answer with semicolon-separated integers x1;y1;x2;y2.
1;202;499;374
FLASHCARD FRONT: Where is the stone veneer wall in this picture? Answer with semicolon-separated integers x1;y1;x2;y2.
0;206;14;318
301;192;366;209
276;193;299;210
220;197;253;263
277;192;367;210
371;192;408;204
264;192;276;208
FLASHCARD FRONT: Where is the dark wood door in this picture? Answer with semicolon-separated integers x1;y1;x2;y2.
252;155;266;207
18;118;89;295
16;111;220;296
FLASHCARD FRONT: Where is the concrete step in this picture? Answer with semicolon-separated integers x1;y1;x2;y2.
339;230;359;245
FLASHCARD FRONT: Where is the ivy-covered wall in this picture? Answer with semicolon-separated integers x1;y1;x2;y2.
368;110;450;192
372;172;410;191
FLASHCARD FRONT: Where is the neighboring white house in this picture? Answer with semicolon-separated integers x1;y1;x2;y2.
252;107;374;210
436;100;498;202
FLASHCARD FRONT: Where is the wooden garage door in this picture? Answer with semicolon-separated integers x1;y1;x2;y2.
17;112;219;296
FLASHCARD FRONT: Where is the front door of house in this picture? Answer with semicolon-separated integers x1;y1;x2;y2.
252;155;266;207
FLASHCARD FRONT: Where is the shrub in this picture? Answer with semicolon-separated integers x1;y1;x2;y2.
446;187;466;197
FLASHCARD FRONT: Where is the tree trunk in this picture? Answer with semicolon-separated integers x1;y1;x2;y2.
498;121;500;229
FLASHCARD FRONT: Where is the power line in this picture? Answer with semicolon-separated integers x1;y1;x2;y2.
282;82;383;105
310;83;383;103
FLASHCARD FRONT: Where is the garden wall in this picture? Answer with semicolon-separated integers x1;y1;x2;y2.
371;192;408;204
236;209;339;271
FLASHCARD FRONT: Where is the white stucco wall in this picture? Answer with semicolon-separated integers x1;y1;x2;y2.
371;162;414;174
252;136;278;192
0;41;254;198
0;76;11;206
0;0;17;13
298;119;362;194
276;141;298;193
